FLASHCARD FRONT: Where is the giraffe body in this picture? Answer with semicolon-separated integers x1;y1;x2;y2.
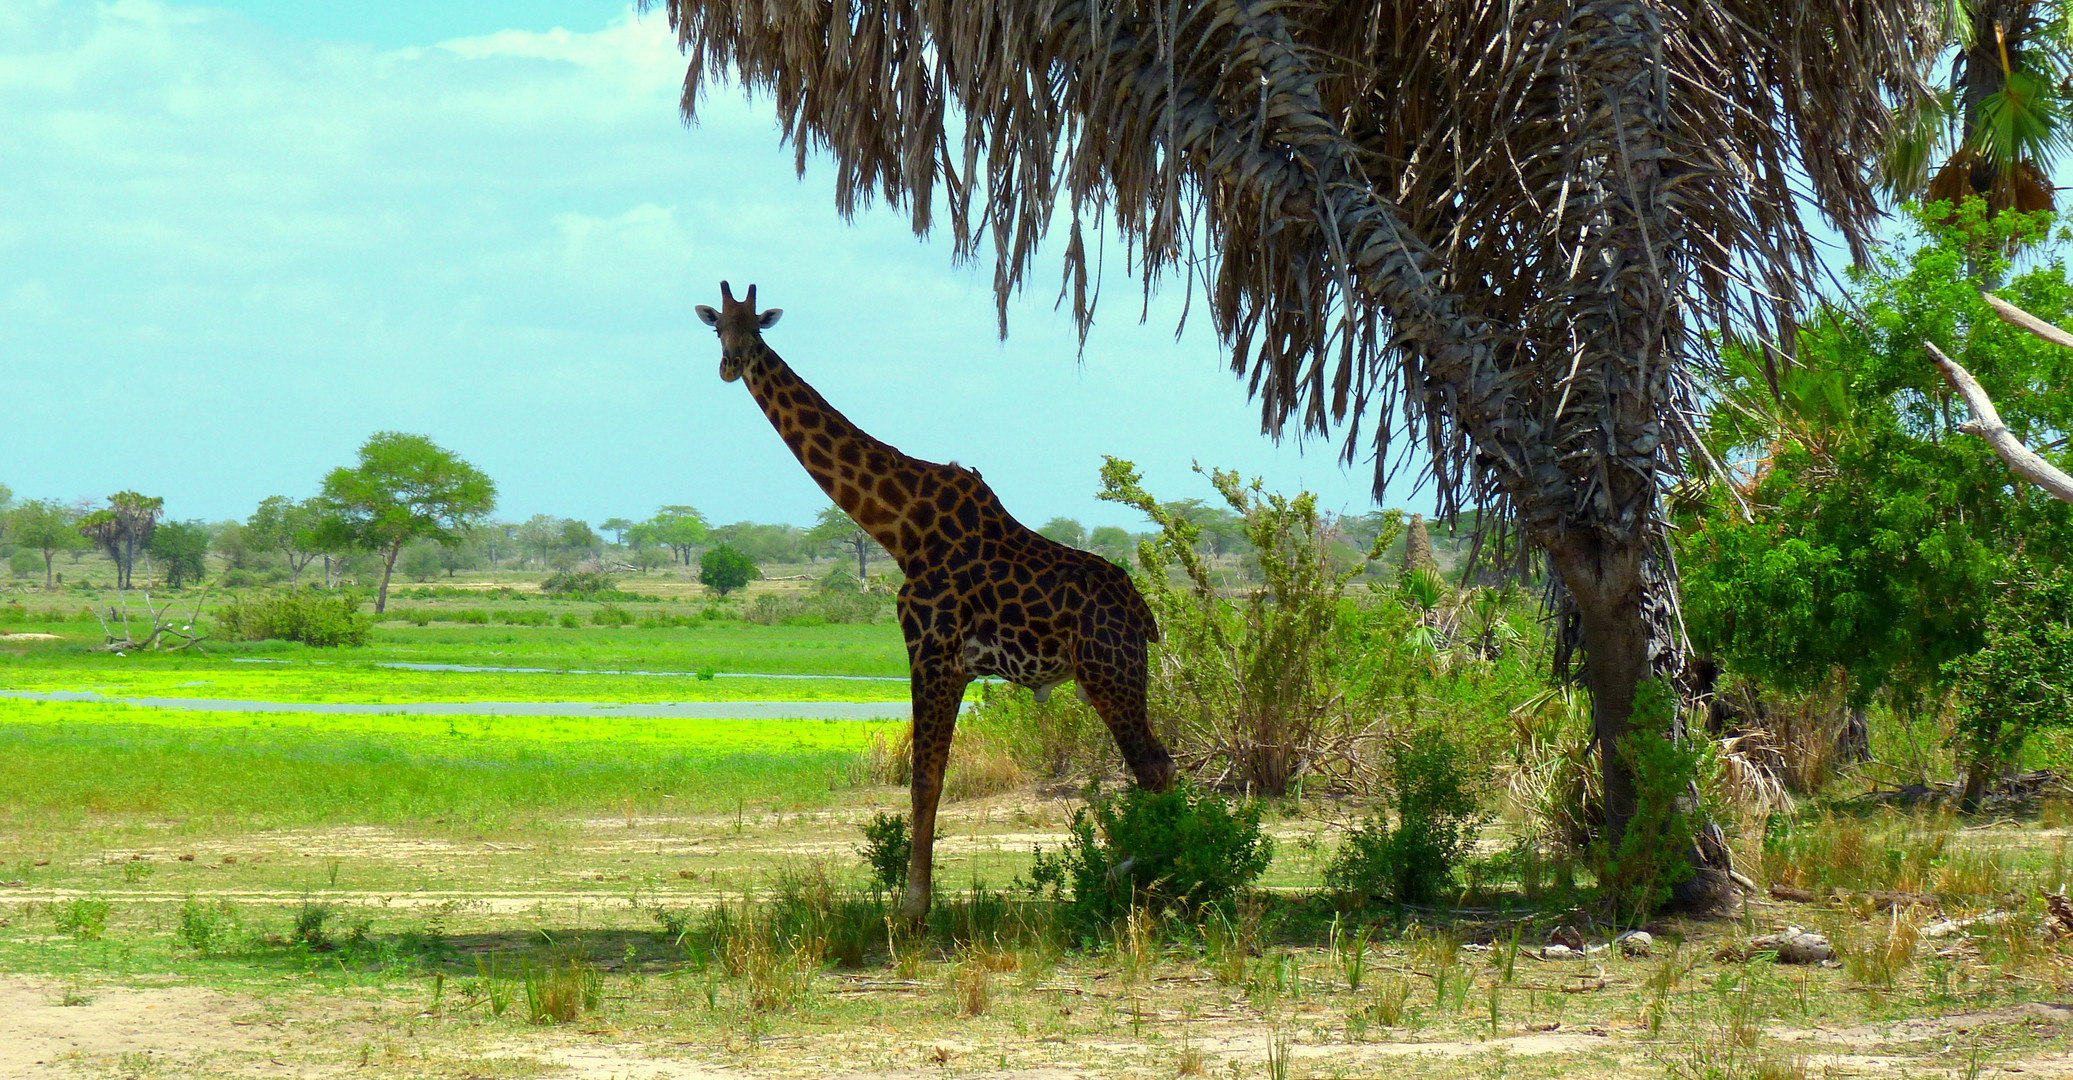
696;283;1176;923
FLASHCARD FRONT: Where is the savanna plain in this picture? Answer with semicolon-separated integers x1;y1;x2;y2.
2;555;2071;1080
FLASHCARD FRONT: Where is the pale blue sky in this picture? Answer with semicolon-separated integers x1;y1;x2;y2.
1;0;1428;533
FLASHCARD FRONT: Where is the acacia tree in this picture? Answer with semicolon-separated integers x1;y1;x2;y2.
660;0;1932;904
8;499;85;587
632;505;708;566
246;495;327;585
320;432;496;613
77;491;163;589
807;504;877;580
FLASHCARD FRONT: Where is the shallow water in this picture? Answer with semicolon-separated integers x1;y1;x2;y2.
0;689;916;720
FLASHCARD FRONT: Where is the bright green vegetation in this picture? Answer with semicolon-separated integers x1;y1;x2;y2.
1;618;911;677
0;699;896;828
0;660;912;704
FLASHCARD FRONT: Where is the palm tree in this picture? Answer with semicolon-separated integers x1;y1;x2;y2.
1886;0;2073;215
653;0;1932;906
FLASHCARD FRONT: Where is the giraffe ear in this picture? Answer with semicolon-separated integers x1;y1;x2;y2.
757;308;784;329
696;305;720;327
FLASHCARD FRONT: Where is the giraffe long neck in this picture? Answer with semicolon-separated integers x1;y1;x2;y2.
741;344;916;556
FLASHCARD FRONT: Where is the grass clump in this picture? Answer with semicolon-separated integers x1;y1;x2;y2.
524;956;603;1024
1027;782;1271;924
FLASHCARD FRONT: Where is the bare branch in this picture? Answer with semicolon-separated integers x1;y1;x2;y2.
1982;290;2073;350
1924;339;2073;505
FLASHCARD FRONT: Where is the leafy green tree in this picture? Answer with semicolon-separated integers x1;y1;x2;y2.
599;517;634;546
7;499;84;587
557;520;600;567
319;432;497;613
399;541;444;582
712;521;805;564
1678;203;2073;768
77;491;164;589
699;542;759;596
148;519;211;588
807;505;877;580
0;481;13;515
438;539;483;578
246;496;327;584
1087;526;1135;567
632;506;708;566
1038;516;1087;548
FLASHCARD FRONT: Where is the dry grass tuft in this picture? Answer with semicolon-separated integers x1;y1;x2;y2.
953;952;992;1016
1833;909;1922;987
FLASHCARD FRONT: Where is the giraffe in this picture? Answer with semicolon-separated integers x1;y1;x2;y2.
695;281;1177;924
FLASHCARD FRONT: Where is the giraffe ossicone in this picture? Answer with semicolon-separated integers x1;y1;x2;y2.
697;280;1177;925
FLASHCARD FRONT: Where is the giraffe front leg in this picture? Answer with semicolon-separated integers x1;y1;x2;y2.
902;667;967;927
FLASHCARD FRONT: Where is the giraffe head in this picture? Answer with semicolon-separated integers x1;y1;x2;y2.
694;281;783;382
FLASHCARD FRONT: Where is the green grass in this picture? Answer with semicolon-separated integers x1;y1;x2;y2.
3;619;911;677
0;661;914;704
0;699;897;828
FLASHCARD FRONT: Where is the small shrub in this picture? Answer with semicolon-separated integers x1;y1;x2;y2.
591;604;634;627
175;897;231;954
557;612;581;629
9;548;43;578
858;812;912;892
54;896;111;941
214;590;372;647
453;608;490;625
1325;726;1482;905
291;901;333;950
1027;783;1272;924
539;570;619;596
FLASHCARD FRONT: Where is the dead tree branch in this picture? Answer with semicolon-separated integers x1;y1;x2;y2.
1924;339;2073;504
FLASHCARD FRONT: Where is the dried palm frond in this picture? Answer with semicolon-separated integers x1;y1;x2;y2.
654;0;1928;570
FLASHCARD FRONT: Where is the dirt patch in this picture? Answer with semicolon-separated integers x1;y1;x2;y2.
0;975;266;1077
0;633;62;641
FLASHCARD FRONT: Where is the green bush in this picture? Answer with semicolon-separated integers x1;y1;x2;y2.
857;811;912;892
557;612;580;629
54;896;111;940
700;544;759;597
175;897;233;954
9;548;43;578
591;604;634;627
1593;679;1701;919
1027;783;1271;924
214;590;373;647
1325;727;1483;905
1950;563;2073;808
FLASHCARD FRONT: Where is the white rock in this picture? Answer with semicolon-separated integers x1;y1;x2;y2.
1617;930;1653;958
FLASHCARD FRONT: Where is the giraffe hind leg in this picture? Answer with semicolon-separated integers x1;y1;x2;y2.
1076;646;1175;791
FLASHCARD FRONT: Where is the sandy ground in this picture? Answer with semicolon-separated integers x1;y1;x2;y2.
0;976;270;1078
